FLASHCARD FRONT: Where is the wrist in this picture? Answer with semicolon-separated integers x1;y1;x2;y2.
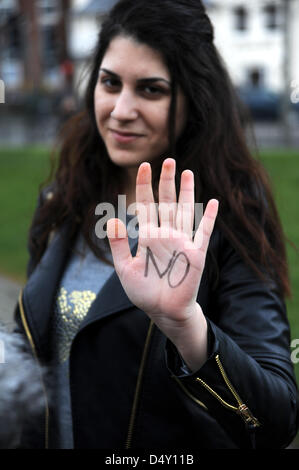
172;303;209;373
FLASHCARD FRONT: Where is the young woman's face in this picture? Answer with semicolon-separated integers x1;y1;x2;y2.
94;36;187;169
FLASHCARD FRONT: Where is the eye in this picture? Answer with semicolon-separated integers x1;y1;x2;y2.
100;76;121;90
140;85;168;98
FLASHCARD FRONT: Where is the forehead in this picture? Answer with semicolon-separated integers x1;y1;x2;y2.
100;35;170;80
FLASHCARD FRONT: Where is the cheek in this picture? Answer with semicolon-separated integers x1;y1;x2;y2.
148;103;170;135
94;89;112;127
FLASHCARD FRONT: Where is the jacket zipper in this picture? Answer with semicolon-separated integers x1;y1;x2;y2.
125;320;155;449
195;354;260;428
18;289;50;449
172;375;208;411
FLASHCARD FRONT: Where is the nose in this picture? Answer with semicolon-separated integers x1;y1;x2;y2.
110;88;138;121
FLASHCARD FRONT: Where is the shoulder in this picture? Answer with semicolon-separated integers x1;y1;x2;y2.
27;182;59;278
39;182;57;206
207;223;284;308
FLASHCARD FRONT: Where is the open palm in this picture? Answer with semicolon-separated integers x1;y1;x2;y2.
107;158;218;337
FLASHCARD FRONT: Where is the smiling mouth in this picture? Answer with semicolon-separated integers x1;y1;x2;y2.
109;129;144;143
110;129;143;137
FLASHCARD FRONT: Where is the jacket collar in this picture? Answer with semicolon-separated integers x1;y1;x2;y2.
22;225;136;361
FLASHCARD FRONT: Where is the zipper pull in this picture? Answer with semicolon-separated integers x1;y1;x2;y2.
238;404;260;449
238;403;260;427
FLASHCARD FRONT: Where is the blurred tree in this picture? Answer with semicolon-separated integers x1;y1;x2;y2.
18;0;42;90
57;0;71;63
57;0;73;90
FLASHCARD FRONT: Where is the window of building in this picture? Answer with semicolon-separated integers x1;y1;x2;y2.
0;0;17;11
1;13;21;59
264;4;279;30
37;0;59;15
42;25;59;67
248;68;264;88
234;6;248;31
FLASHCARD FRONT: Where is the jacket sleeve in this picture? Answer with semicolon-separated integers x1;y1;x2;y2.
165;232;299;449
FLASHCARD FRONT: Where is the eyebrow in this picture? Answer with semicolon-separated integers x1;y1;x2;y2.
99;68;171;86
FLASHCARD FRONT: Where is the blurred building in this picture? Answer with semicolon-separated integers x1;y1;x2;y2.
0;0;71;91
70;0;117;60
70;0;118;96
70;0;299;101
0;0;298;98
209;0;298;93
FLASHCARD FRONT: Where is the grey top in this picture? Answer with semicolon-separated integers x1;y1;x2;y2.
51;223;137;449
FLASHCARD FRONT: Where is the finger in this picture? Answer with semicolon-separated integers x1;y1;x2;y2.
193;199;219;254
176;169;194;239
158;158;177;228
136;162;158;232
107;218;133;272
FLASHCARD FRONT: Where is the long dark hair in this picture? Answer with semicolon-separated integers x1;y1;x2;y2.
29;0;291;297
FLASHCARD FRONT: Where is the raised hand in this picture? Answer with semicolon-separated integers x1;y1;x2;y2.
107;158;218;371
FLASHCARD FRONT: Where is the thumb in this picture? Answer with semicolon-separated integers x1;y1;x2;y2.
107;218;132;270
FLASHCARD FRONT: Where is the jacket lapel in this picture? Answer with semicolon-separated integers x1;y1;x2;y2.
22;225;71;360
21;226;138;360
77;238;139;331
77;271;134;332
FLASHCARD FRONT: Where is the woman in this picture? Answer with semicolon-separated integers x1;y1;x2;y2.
15;0;298;449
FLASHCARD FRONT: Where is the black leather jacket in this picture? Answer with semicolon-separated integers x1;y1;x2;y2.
15;204;299;449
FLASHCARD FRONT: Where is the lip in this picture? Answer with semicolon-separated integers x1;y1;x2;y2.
109;129;144;143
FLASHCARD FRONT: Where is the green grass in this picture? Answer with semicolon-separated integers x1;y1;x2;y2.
258;149;299;448
0;145;299;445
0;146;51;281
257;150;299;351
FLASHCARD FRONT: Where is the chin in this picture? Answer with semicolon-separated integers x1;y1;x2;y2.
108;150;148;168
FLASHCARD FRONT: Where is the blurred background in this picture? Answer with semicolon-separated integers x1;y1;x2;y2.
0;0;299;447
